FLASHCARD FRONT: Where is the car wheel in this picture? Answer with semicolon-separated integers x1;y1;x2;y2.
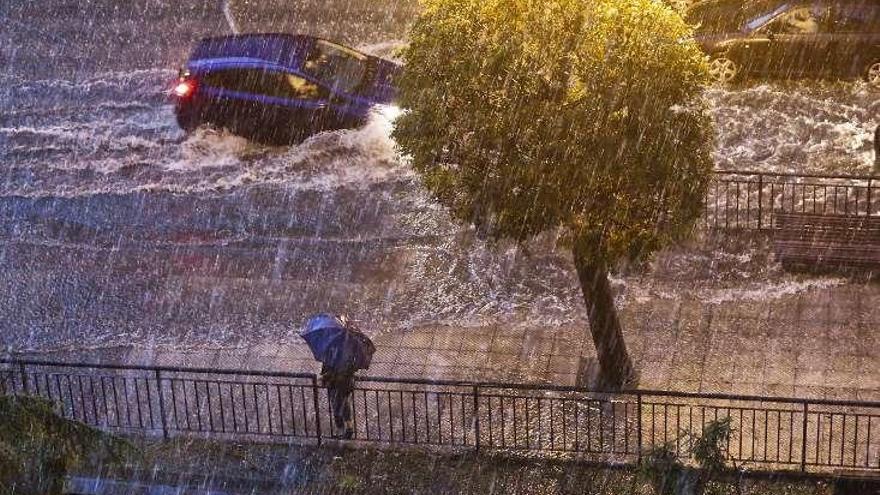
176;112;201;133
708;56;739;85
175;102;205;133
865;60;880;88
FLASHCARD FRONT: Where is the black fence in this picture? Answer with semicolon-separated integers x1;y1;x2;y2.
705;171;879;231
1;359;878;476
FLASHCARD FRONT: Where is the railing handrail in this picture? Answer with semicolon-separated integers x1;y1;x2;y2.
0;358;315;380
714;169;880;181
705;168;878;231
4;358;879;409
4;357;879;476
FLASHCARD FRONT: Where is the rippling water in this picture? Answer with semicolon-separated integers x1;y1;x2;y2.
707;83;879;175
0;0;877;353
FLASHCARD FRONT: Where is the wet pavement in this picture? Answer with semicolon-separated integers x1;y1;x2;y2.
17;267;879;402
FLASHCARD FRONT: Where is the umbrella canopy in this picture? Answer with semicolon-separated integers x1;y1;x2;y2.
300;314;375;371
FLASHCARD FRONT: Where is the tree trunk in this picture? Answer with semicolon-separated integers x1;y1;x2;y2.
572;247;635;390
874;124;880;173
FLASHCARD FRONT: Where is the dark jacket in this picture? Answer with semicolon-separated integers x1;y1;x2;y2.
320;364;355;392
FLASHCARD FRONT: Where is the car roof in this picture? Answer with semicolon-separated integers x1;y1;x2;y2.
189;34;317;72
187;57;301;74
686;0;784;16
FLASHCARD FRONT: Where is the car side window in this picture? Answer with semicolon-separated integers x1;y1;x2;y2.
244;70;294;99
202;69;275;95
202;69;245;92
770;5;828;34
202;69;324;100
746;3;791;33
303;40;368;94
285;74;326;100
833;4;880;33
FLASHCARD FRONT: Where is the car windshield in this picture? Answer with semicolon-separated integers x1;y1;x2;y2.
744;2;790;31
302;40;368;94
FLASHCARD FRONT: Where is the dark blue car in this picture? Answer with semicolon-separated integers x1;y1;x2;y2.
172;34;399;143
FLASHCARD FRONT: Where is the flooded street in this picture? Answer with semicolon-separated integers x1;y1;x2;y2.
1;0;877;356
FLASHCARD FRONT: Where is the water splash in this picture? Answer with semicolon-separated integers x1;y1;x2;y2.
708;82;878;175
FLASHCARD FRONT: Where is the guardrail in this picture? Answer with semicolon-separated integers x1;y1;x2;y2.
705;171;878;231
1;359;878;476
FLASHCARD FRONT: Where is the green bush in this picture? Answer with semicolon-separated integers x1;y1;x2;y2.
639;418;736;495
0;395;132;495
639;443;684;495
692;417;733;475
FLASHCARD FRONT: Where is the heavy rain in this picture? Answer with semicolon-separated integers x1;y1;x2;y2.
1;0;878;494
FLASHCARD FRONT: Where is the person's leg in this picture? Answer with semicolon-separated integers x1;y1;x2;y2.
328;387;346;436
341;390;354;439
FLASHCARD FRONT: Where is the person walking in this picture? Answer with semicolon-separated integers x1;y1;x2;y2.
300;313;375;440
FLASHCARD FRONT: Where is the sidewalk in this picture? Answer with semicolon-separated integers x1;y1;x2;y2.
22;279;879;403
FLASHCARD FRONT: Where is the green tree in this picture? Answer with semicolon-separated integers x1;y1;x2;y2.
0;395;132;495
394;0;714;388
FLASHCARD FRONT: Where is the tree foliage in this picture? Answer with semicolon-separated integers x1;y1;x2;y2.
393;0;714;264
0;395;132;495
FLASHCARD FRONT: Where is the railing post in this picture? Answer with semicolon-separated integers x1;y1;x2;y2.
155;369;169;440
800;401;809;472
473;385;480;452
757;173;764;230
636;393;643;463
18;362;29;395
312;375;322;446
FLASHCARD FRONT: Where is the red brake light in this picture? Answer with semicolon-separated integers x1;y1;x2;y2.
173;80;195;98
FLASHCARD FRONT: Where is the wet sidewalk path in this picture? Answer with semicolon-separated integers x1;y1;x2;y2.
20;280;879;403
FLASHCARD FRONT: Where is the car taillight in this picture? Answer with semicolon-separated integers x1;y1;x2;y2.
173;79;196;98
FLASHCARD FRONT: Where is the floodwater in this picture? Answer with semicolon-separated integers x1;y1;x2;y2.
0;0;877;354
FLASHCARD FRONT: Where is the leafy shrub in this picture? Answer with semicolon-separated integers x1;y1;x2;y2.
693;417;733;474
0;395;132;495
338;473;364;489
640;443;684;495
640;418;736;495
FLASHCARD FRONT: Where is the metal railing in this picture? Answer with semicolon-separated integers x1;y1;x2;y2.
1;359;878;476
705;170;878;231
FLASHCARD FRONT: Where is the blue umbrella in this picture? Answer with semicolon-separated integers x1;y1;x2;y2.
300;313;375;371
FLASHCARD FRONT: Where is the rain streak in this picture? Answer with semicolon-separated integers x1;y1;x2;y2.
0;0;876;353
